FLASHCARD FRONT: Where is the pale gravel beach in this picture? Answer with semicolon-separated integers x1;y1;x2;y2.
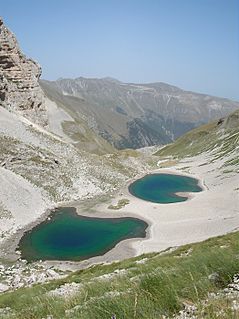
0;147;238;270
129;157;239;255
42;153;239;271
77;153;239;266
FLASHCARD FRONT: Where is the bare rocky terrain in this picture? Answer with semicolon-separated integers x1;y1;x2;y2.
0;18;153;258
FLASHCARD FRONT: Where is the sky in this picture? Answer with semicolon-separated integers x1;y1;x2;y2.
1;0;239;100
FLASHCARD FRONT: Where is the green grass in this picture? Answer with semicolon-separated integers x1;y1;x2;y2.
0;231;239;318
154;110;239;170
154;121;217;158
108;198;130;210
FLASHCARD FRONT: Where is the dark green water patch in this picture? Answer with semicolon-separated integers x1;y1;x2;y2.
129;173;202;204
18;207;148;262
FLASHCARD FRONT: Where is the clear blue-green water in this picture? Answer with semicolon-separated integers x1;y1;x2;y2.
18;207;148;262
129;173;202;203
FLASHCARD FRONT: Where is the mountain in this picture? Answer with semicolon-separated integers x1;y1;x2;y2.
0;17;239;319
155;108;239;169
0;18;116;155
41;77;239;149
0;18;152;257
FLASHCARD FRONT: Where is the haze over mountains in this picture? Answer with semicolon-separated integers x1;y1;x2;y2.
41;77;239;149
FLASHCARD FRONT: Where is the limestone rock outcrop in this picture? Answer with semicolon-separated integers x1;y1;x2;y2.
0;17;46;125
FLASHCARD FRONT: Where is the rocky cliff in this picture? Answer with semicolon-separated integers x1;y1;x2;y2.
0;17;46;125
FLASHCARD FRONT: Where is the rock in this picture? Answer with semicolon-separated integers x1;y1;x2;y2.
48;282;82;298
28;274;36;284
37;273;47;282
0;17;47;125
135;258;148;264
11;274;21;287
114;269;127;275
217;118;224;125
0;283;9;292
0;307;11;315
46;269;59;278
232;300;239;311
208;272;220;284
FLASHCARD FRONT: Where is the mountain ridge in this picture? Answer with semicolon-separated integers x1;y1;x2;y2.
51;76;239;101
41;77;239;149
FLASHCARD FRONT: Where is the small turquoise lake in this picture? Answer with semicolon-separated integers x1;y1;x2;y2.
129;173;202;203
18;207;148;262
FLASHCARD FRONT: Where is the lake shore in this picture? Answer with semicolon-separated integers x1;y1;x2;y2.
1;153;238;271
70;154;238;267
44;153;239;270
122;156;239;256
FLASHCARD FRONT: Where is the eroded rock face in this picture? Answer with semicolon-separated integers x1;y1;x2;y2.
0;17;46;125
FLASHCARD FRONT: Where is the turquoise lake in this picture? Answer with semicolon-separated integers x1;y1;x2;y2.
129;173;202;203
19;207;148;262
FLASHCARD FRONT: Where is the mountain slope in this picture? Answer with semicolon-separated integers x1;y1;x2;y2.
43;91;115;155
0;18;115;155
155;108;239;173
0;91;155;258
0;18;153;256
41;77;239;149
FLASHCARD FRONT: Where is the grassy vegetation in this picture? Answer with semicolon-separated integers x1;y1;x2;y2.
0;231;239;318
155;121;217;158
120;149;140;158
155;110;239;172
157;159;178;168
108;198;130;210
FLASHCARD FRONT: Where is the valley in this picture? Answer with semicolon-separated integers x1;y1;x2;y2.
0;15;238;319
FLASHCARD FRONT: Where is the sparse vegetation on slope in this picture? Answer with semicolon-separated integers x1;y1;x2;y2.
155;109;239;173
108;198;130;210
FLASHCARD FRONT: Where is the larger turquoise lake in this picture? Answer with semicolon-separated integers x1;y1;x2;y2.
18;207;148;262
129;173;202;203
